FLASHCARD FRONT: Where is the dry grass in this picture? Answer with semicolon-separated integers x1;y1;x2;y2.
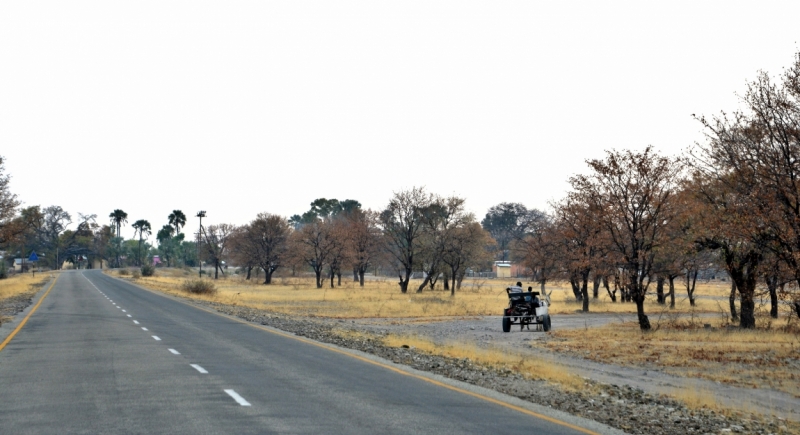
544;318;800;398
0;272;52;323
106;268;742;318
334;329;589;392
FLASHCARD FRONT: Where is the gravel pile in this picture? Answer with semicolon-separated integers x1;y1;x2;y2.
205;302;792;435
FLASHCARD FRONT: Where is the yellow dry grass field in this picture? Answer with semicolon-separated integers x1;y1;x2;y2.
544;320;800;398
107;267;742;318
0;272;52;323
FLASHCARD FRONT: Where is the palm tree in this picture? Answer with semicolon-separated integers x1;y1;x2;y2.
132;219;152;266
109;209;128;267
109;209;128;238
168;210;187;235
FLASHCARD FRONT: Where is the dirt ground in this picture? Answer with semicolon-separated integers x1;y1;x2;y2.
342;312;800;422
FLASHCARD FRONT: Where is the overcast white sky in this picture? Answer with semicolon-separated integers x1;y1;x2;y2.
1;1;799;237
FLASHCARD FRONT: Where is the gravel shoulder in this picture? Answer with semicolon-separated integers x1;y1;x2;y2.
196;299;796;435
346;314;800;422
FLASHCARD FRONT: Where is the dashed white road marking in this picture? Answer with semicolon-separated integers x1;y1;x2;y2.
190;364;208;374
152;336;161;341
141;327;148;331
127;314;132;317
122;310;126;312
224;389;251;406
168;349;180;355
133;320;140;325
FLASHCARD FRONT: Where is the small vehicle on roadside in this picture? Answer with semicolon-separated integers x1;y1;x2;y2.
502;286;551;332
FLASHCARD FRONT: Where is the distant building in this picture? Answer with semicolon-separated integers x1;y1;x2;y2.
493;261;511;278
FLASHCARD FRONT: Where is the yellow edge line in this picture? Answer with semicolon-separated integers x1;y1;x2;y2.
0;274;59;353
115;275;599;435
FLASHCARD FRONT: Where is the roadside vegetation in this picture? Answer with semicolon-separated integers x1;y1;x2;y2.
106;268;739;318
0;272;51;324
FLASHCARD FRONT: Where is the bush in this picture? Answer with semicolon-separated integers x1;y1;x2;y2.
141;264;155;277
131;270;141;279
181;279;216;295
118;268;130;276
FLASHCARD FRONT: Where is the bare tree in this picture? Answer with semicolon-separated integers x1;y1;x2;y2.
415;195;469;292
571;147;681;330
379;187;435;293
441;221;494;295
200;223;235;279
691;52;800;324
246;213;291;284
345;209;382;286
291;218;338;288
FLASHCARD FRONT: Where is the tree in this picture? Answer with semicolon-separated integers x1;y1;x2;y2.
481;203;546;261
0;156;21;247
131;219;152;266
237;213;291;284
345;209;382;286
291;218;338;288
514;214;560;296
168;210;187;235
109;209;128;238
415;195;470;292
380;187;435;293
551;197;606;312
441;221;494;295
199;224;235;279
156;225;177;267
571;147;681;330
290;198;362;229
691;51;800;324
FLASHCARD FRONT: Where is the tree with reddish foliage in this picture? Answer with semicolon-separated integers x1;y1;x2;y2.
570;147;682;330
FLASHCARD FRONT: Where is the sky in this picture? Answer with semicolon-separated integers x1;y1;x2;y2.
1;1;799;238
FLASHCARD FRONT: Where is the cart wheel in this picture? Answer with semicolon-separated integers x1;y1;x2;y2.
502;314;511;333
542;314;552;332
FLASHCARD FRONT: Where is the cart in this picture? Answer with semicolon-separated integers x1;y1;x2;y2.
502;286;551;332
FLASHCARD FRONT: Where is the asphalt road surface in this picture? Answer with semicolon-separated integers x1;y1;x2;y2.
0;270;615;435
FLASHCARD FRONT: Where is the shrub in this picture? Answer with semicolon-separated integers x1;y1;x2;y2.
181;279;216;295
140;264;155;277
118;268;130;276
131;270;141;279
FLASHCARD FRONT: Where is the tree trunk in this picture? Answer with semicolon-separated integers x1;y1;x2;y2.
358;268;365;287
337;271;342;286
635;294;651;330
603;276;616;302
668;276;675;309
631;274;650;330
592;275;601;299
315;268;323;288
686;270;697;306
656;276;665;305
264;268;273;284
246;266;252;280
329;267;335;288
353;266;359;282
570;277;582;301
399;269;410;293
740;291;755;329
766;275;779;319
417;274;431;293
581;272;590;312
729;279;738;322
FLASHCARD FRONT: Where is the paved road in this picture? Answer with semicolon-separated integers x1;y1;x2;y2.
0;271;612;435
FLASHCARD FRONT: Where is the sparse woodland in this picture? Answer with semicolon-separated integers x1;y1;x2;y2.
2;53;800;331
